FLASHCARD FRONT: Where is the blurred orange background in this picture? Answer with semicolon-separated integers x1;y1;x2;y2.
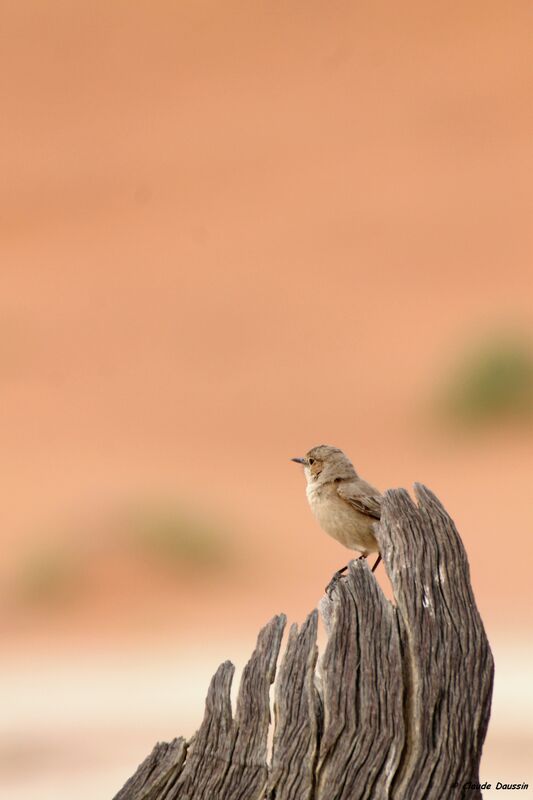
1;1;532;797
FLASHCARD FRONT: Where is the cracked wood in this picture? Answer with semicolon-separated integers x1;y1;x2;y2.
114;485;494;800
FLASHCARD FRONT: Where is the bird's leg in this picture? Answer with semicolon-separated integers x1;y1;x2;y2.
325;564;348;597
371;554;382;573
357;553;368;561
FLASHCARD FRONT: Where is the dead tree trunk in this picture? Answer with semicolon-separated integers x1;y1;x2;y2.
114;484;494;800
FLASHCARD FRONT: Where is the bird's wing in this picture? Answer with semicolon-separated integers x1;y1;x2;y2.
337;484;382;520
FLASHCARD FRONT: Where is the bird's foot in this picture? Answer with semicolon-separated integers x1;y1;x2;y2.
325;565;348;598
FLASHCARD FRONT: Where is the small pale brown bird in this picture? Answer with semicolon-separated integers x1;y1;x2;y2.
292;444;382;587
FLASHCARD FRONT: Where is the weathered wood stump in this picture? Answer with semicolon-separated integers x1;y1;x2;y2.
114;484;494;800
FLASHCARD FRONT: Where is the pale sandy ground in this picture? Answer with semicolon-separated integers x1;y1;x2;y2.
1;0;532;795
1;634;532;799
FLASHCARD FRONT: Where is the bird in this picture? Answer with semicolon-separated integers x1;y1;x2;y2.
291;444;382;592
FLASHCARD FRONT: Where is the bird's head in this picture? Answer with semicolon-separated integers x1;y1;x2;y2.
291;444;357;484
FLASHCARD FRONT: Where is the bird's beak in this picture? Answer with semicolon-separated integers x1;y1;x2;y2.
291;457;306;465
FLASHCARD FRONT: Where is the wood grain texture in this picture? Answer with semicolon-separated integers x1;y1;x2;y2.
115;485;494;800
113;738;187;800
378;485;494;800
268;610;319;800
316;560;404;800
174;613;286;800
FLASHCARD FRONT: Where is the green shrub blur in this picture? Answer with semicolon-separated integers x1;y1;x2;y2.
10;499;229;610
442;336;533;427
15;547;81;605
123;502;228;569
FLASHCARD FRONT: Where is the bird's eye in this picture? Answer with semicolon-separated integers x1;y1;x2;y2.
308;458;315;466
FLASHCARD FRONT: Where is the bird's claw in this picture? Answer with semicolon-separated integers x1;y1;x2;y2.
325;565;348;598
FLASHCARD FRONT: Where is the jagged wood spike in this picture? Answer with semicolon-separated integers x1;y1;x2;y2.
268;610;319;800
216;613;286;799
379;485;494;800
172;660;235;798
316;560;404;800
112;738;187;800
174;613;286;800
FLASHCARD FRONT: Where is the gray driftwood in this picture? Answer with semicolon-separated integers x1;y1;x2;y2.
114;484;494;800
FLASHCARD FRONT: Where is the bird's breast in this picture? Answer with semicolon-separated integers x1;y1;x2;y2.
305;482;377;553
